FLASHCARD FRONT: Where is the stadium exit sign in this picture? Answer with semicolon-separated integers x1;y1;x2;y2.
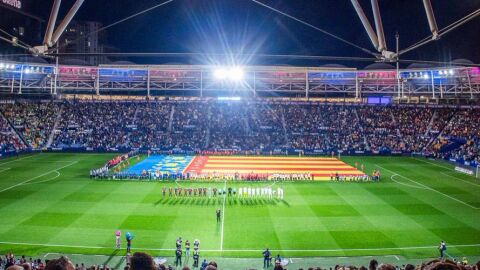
1;0;22;9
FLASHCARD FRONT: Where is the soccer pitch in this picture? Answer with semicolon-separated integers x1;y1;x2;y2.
0;153;479;259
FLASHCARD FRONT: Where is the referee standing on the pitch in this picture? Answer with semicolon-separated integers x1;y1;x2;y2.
216;209;221;222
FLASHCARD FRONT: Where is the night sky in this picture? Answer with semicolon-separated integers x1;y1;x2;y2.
6;0;480;67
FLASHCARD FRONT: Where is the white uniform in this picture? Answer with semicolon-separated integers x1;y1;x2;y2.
239;188;243;197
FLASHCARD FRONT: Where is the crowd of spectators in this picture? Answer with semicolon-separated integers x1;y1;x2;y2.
429;109;480;164
283;105;365;152
53;102;137;149
1;252;479;270
1;102;58;149
0;100;479;164
0;113;26;153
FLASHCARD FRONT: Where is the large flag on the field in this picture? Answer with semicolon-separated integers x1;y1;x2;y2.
184;156;365;180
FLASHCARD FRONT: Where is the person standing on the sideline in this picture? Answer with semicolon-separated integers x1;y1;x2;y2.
439;240;447;258
193;239;200;252
126;233;133;253
263;248;271;268
192;251;199;268
216;208;221;222
115;230;121;249
176;237;182;249
185;240;191;259
175;248;182;266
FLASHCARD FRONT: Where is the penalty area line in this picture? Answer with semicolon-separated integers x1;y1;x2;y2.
376;165;479;210
0;154;36;166
1;241;480;252
390;174;427;190
0;161;77;193
441;172;480;188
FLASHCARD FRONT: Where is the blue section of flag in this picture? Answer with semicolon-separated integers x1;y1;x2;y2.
125;155;194;174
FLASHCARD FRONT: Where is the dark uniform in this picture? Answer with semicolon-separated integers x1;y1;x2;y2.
193;252;199;268
263;248;271;268
216;209;221;222
175;248;182;266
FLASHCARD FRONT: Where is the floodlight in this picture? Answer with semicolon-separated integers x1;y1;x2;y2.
423;73;429;79
448;69;454;75
0;63;4;69
214;68;228;80
228;67;244;81
24;68;31;74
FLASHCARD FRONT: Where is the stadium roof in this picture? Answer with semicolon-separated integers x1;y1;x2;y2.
1;1;479;67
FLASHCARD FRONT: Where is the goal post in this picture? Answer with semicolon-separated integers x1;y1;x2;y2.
476;165;480;179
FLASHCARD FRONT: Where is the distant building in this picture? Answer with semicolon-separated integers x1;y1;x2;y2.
57;21;113;66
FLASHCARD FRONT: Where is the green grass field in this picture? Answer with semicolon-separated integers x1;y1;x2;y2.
0;153;479;260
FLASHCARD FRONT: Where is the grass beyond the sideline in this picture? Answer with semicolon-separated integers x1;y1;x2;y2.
0;153;478;259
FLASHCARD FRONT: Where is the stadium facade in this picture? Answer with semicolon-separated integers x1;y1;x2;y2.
0;61;479;99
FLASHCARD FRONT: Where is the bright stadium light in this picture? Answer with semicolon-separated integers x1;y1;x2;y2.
448;69;454;75
228;67;244;81
214;66;245;81
214;68;228;80
423;73;429;79
0;63;4;69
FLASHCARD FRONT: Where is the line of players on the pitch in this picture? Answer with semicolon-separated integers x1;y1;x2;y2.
162;186;284;199
329;172;378;182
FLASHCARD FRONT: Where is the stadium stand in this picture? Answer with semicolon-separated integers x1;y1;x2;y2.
1;102;59;149
0;100;479;166
0;109;26;154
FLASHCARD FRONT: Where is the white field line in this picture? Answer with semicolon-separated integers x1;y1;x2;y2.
376;165;479;210
441;172;480;188
0;167;11;173
220;179;227;251
0;161;77;193
412;157;471;174
390;174;427;190
21;171;61;186
411;157;480;187
0;155;36;166
1;241;480;252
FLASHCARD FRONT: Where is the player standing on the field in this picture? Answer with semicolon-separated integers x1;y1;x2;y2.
115;230;121;249
185;240;191;259
216;209;221;222
176;237;182;249
193;239;200;252
439;240;447;258
175;248;182;266
193;251;199;268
